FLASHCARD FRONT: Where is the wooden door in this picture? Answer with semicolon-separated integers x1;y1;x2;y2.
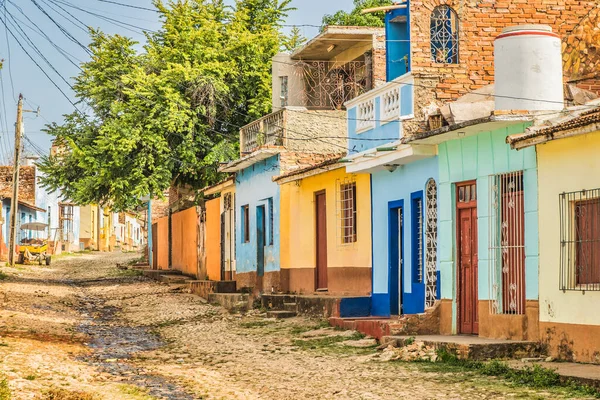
388;204;403;315
220;212;226;281
256;205;266;277
576;199;600;284
315;191;328;290
152;223;158;270
457;181;478;335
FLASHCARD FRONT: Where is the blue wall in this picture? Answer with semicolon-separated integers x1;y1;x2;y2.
235;155;281;275
370;157;439;316
2;200;42;246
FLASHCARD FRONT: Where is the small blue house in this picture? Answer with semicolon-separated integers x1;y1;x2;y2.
344;5;440;317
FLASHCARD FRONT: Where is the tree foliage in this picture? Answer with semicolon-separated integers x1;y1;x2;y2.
282;26;307;52
321;0;392;28
39;0;292;211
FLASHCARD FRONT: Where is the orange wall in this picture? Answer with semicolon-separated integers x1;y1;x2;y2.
155;216;169;270
205;198;221;281
171;207;199;277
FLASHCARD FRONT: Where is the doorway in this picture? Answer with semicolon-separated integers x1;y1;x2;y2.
456;181;478;335
388;200;404;315
315;191;328;291
256;205;266;278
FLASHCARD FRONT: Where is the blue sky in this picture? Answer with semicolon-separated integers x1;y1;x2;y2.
0;0;351;163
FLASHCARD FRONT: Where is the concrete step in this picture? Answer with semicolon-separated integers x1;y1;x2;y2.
267;310;297;319
380;335;545;361
209;293;250;313
159;274;193;284
283;302;297;312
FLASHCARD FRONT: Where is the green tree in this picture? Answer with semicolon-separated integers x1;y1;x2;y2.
321;0;392;28
39;0;292;211
282;26;307;52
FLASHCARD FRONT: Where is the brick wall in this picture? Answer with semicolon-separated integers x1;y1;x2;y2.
279;152;342;174
0;166;36;205
285;109;347;154
406;0;599;134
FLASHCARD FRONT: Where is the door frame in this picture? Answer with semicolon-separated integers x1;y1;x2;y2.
455;180;478;335
388;200;404;315
314;190;328;291
256;205;266;278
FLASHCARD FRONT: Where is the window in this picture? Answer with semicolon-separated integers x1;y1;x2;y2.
489;172;526;314
411;192;424;283
268;197;274;246
430;5;459;64
340;181;357;244
280;76;289;107
560;189;600;291
425;179;438;308
242;205;250;243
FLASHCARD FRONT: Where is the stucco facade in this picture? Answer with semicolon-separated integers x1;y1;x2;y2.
279;166;372;295
535;130;600;363
235;155;281;292
205;198;221;281
435;122;539;340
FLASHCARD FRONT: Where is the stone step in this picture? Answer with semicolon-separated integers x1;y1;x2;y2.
209;293;250;313
266;310;297;319
283;302;297;312
159;274;193;284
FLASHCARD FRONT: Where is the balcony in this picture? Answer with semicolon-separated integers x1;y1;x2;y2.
240;110;285;155
345;72;415;154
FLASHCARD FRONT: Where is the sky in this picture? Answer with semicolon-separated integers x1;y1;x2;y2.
0;0;352;164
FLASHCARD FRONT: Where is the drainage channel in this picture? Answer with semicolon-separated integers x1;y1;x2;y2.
71;279;197;400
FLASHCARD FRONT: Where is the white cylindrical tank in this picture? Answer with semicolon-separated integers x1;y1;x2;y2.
494;25;564;111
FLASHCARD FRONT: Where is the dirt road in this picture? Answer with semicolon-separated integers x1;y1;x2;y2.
0;252;585;399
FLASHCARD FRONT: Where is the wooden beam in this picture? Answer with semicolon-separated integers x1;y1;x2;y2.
361;3;407;14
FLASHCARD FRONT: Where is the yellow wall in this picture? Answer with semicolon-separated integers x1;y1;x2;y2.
79;205;99;249
280;167;372;294
537;130;600;327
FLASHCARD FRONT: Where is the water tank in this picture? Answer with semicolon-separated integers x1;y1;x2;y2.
494;25;564;111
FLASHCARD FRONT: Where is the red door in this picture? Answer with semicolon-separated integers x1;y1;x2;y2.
457;181;478;335
315;191;328;291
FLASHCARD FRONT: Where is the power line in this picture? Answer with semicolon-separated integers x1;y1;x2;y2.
93;0;158;13
2;5;16;102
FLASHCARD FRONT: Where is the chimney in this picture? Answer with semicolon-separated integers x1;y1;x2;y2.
25;155;39;167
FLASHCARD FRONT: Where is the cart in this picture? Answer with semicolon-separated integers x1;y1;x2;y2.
17;222;51;266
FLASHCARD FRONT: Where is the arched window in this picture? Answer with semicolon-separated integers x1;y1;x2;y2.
430;5;459;64
425;178;438;308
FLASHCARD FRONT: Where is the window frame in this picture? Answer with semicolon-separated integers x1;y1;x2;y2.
241;204;250;243
340;181;358;244
430;5;460;64
411;191;424;284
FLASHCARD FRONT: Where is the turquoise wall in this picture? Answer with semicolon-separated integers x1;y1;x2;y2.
437;123;538;330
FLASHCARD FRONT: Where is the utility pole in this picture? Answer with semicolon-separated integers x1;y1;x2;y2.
8;94;23;267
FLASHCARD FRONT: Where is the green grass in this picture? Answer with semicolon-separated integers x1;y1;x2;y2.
0;375;10;400
240;320;276;329
118;384;155;399
412;350;600;398
288;320;330;335
24;375;36;381
292;332;365;350
0;271;8;280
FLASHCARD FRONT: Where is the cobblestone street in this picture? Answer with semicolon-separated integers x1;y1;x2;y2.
0;253;592;399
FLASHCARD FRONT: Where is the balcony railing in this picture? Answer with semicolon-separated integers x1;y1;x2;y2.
346;72;414;137
240;109;285;154
290;60;371;110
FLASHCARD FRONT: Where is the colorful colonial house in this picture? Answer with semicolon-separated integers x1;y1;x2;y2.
221;26;386;294
507;105;600;362
342;0;597;332
276;156;372;295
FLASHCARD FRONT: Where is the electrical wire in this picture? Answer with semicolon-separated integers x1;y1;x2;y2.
2;4;16;102
93;0;158;13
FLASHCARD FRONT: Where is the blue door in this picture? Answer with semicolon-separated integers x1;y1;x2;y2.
388;200;404;315
256;205;266;277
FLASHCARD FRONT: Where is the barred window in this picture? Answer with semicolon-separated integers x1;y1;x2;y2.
560;189;600;291
242;205;250;243
425;179;438;308
430;5;459;64
268;197;274;246
411;192;424;283
489;171;526;315
280;76;288;107
339;181;357;244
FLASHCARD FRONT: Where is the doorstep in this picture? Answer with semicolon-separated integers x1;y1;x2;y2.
508;360;600;389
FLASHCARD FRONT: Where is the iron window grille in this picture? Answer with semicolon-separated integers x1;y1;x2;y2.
268;197;274;246
411;192;424;284
430;5;460;64
337;178;357;244
242;204;250;243
425;179;438;308
280;76;288;107
560;188;600;291
489;171;526;315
